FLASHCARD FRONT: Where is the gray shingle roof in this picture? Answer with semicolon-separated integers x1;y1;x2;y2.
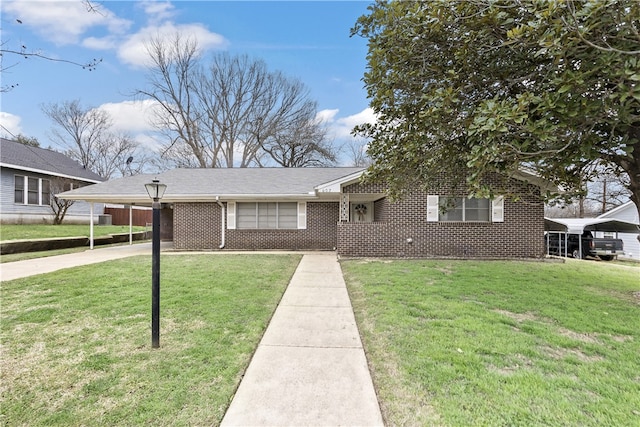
0;138;104;182
58;167;366;204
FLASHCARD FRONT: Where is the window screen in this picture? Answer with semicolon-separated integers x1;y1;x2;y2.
14;175;24;204
439;197;490;222
237;202;298;229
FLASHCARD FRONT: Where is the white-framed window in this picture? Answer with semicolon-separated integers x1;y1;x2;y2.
14;175;51;206
235;202;300;229
427;195;504;223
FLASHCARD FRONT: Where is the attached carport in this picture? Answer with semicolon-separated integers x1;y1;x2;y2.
544;217;640;258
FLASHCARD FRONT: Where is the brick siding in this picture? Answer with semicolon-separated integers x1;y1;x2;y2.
173;203;220;250
338;176;545;258
173;175;545;258
173;202;339;250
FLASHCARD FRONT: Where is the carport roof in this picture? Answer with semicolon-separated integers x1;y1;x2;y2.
544;217;640;234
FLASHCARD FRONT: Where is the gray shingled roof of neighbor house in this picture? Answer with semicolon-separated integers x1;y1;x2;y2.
58;167;366;204
0;138;104;182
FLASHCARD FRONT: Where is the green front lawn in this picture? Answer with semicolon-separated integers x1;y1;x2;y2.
1;254;301;426
342;260;640;426
0;224;147;241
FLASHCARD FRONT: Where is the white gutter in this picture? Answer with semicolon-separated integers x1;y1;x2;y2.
216;196;225;249
55;193;322;204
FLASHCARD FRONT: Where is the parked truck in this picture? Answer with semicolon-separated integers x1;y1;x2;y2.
546;231;624;261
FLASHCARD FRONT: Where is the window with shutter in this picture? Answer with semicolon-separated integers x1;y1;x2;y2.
426;195;439;222
297;202;307;229
227;202;236;229
491;197;504;222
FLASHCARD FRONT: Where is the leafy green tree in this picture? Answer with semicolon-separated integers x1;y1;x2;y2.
352;0;640;216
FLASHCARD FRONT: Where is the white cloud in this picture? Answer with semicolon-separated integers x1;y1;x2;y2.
0;112;24;137
319;107;376;139
82;36;117;50
2;0;132;45
132;133;164;151
140;0;176;24
316;109;339;123
97;100;160;133
117;22;228;68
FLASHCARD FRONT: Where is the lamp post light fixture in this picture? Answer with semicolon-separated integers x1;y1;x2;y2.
145;179;167;348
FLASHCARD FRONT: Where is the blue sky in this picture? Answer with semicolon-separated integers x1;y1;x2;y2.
1;0;374;163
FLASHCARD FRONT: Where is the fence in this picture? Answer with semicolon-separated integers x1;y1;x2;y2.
104;206;152;227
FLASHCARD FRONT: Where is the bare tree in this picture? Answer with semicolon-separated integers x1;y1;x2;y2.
49;178;76;224
91;133;141;179
584;168;631;216
138;35;333;168
42;99;148;179
42;99;111;171
1;1;102;92
115;151;155;177
343;137;372;168
545;161;632;218
260;112;337;167
138;35;204;166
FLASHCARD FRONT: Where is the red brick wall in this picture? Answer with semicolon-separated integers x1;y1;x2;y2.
173;202;339;250
338;177;545;258
173;203;220;250
173;175;545;258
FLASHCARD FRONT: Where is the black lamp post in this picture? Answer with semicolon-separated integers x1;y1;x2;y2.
145;179;167;348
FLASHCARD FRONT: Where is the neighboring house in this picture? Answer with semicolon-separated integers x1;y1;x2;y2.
58;167;549;258
597;201;640;261
0;138;104;224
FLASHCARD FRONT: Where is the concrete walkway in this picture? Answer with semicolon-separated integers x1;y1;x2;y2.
2;246;384;425
0;242;158;281
221;253;384;426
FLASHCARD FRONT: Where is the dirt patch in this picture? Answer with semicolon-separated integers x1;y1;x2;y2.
493;309;540;323
557;327;601;344
609;334;634;342
540;345;604;363
436;266;453;275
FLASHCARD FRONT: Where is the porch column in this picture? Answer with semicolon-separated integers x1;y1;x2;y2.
89;203;94;249
340;193;349;222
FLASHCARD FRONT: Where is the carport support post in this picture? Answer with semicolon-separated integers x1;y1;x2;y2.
89;203;94;250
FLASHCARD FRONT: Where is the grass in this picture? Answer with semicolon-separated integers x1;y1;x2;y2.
0;224;147;241
341;259;640;426
1;254;301;426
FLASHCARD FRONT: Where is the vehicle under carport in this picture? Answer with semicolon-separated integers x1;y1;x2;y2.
544;217;640;260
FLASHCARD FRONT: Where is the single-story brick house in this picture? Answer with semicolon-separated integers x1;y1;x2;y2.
58;167;548;258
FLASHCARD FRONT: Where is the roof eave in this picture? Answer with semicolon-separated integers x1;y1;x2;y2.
56;192;324;204
1;162;103;183
315;169;365;193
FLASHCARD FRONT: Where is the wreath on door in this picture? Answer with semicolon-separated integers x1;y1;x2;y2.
354;203;368;221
